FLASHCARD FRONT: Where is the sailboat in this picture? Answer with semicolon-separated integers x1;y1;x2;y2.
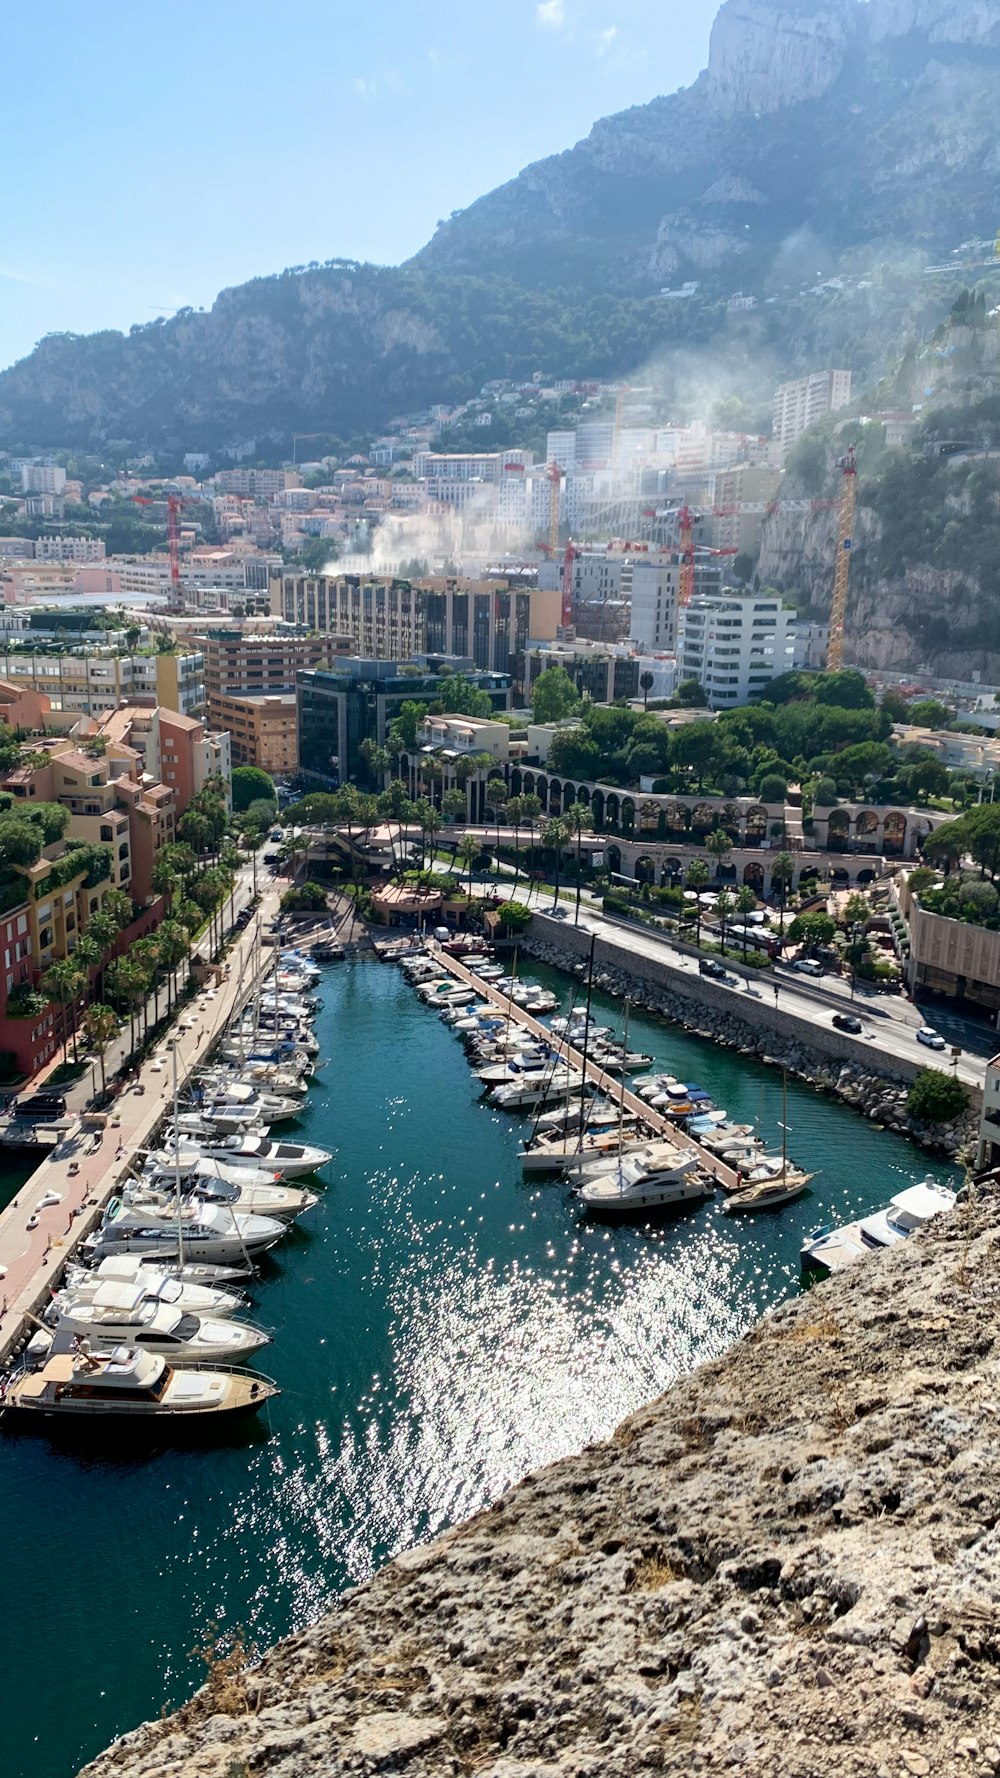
722;1072;813;1213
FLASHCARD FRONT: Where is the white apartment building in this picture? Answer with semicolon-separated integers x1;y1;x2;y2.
678;592;794;708
412;449;532;485
771;369;852;462
792;619;830;671
545;430;576;472
21;464;66;496
33;535;107;563
628;559;682;652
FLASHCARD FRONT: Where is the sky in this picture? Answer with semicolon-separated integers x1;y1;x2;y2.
0;0;720;371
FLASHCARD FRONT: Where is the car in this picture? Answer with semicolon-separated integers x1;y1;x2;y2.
916;1026;947;1050
792;957;824;977
699;957;729;980
832;1013;863;1034
269;829;283;841
548;907;569;919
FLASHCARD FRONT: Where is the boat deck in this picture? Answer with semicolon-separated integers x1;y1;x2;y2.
425;945;740;1193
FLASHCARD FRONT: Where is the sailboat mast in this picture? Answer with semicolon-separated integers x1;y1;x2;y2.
576;932;597;1150
172;1038;184;1269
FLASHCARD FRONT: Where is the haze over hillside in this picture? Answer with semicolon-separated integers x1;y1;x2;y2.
2;0;1000;451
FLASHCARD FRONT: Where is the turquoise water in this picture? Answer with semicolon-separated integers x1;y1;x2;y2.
1;956;958;1778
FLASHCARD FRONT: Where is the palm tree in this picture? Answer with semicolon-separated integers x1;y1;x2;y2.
102;887;134;934
735;883;758;961
772;851;794;938
686;857;710;947
156;919;191;1012
563;800;594;924
151;855;180;905
131;937;161;1039
423;803;442;870
542;816;570;910
506;794;525;896
442;786;466;827
715;889;736;957
43;958;84;1067
521;794;542;901
706;828;733;880
82;1002;119;1097
485;778;508;873
640;670;654;712
458;832;479;897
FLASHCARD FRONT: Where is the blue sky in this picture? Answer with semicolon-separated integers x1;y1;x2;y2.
0;0;719;371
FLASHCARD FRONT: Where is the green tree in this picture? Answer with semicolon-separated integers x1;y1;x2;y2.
787;910;836;951
457;831;480;894
484;777;508;872
771;852;794;936
715;888;735;954
706;828;733;876
497;899;532;933
542;816;570;910
231;765;276;812
442;786;466;824
563;799;593;924
531;666;580;725
156;918;191;1011
906;1068;967;1124
42;958;84;1066
813;776;838;807
639;670;654;711
673;678;709;708
82;1002;119;1097
758;773;788;805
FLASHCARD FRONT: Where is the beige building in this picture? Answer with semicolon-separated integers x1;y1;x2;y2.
897;870;1000;1011
210;690;299;774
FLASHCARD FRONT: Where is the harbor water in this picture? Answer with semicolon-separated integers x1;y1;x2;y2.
2;955;959;1778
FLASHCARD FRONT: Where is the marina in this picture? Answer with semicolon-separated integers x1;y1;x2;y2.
0;948;960;1778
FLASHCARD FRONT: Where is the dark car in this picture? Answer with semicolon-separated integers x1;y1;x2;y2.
699;958;728;981
832;1012;863;1035
14;1092;67;1121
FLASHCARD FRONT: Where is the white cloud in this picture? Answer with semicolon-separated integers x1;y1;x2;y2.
595;25;618;55
353;76;376;99
536;0;566;30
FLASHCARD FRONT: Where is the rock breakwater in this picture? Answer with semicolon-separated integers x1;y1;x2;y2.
82;1180;1000;1778
523;934;977;1160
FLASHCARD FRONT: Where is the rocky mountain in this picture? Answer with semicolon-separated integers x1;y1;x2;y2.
3;0;1000;450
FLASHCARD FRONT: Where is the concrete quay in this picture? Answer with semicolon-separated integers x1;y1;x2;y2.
0;878;285;1371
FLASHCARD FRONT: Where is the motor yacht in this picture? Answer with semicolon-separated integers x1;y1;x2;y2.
800;1179;956;1276
578;1151;711;1215
188;1082;303;1124
88;1195;285;1264
565;1139;693;1186
166;1130;332;1178
61;1258;247;1318
520;1127;647;1175
41;1291;271;1365
136;1164;317;1223
476;1051;554;1085
490;1070;585;1111
199;1064;309;1098
2;1346;278;1422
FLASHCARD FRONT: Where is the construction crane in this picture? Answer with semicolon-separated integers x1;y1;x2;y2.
827;445;857;671
546;460;562;558
133;492;191;611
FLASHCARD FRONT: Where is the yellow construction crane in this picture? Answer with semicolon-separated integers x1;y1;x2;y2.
827;445;857;671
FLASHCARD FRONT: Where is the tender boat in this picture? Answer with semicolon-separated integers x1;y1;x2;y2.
136;1166;317;1224
2;1346;278;1422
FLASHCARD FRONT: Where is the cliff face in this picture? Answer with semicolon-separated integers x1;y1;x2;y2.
82;1182;1000;1778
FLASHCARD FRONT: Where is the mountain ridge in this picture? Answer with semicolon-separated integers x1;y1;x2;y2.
3;0;1000;449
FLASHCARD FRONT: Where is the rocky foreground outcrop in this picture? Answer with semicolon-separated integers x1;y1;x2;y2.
83;1182;1000;1778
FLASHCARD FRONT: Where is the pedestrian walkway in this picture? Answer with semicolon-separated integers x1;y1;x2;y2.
0;874;283;1368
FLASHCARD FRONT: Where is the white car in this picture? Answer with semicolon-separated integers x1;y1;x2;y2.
916;1026;947;1050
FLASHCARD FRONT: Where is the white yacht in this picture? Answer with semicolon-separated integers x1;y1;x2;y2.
490;1070;584;1111
3;1346;278;1422
167;1130;332;1178
520;1127;647;1175
801;1178;957;1276
476;1051;553;1085
42;1292;271;1365
61;1258;247;1318
566;1139;691;1185
188;1082;304;1124
135;1166;317;1224
88;1196;285;1264
199;1064;309;1098
578;1151;711;1215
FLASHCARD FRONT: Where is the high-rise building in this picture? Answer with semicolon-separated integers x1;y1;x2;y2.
771;370;852;462
297;658;511;786
677;592;794;708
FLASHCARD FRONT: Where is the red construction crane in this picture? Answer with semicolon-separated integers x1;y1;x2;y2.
133;492;192;609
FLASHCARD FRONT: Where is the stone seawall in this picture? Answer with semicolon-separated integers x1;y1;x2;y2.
82;1179;1000;1778
524;914;979;1159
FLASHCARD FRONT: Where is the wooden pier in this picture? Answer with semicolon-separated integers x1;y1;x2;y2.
425;944;740;1192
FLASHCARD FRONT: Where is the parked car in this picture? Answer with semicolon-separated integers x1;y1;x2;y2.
792;957;824;977
832;1013;863;1034
916;1026;947;1050
548;907;569;919
699;958;729;981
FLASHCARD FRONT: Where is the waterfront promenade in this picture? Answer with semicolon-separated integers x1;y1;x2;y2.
0;875;284;1368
